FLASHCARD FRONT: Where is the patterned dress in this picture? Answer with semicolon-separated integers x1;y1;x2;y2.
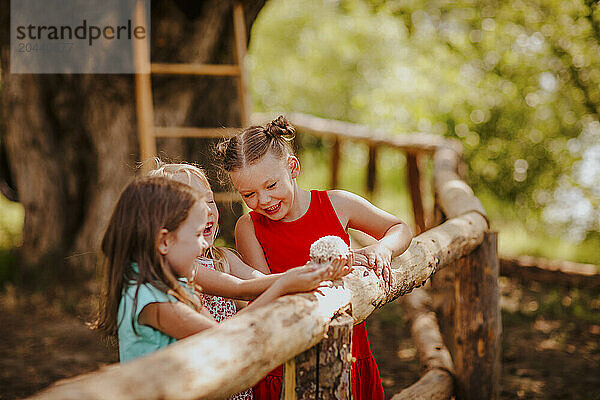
196;257;253;400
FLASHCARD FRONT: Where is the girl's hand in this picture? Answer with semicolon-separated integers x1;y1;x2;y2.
326;252;354;281
353;244;392;288
278;254;350;295
278;264;332;295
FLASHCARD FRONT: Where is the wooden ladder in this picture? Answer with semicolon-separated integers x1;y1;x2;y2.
133;1;250;201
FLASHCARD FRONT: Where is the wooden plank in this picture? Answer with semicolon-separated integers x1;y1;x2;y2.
213;191;241;203
251;112;456;153
233;1;251;126
330;137;341;189
133;0;156;171
366;144;377;198
407;152;426;234
153;126;240;138
500;256;600;288
282;358;299;400
150;63;241;76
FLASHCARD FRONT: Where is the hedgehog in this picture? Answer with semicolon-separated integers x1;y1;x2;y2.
309;235;350;266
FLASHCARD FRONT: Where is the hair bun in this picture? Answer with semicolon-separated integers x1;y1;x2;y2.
215;138;230;158
265;115;295;140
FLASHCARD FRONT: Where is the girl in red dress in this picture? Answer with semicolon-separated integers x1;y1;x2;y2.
216;116;413;400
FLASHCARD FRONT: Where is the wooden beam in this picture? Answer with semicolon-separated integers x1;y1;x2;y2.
433;146;486;221
392;370;453;400
407;152;425;234
500;256;600;288
251;112;455;154
233;1;251;126
432;232;501;400
150;63;241;76
133;0;155;171
318;313;352;400
282;313;352;400
403;289;454;373
392;288;454;400
153;127;240;138
330;137;341;189
366;144;377;198
213;191;241;203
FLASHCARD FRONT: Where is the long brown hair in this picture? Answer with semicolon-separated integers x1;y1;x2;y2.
93;177;206;337
147;159;230;274
216;115;296;172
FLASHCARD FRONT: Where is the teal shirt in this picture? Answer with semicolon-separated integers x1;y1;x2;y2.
117;281;178;362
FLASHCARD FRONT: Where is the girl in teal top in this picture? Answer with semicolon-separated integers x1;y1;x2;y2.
93;176;350;364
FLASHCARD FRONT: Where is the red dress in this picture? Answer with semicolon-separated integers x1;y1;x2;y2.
249;190;385;400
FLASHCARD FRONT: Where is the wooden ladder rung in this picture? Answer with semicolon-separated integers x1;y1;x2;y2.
150;63;241;76
213;191;241;202
154;127;241;138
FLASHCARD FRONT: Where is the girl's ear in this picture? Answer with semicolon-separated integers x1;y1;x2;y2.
288;155;300;179
157;228;171;255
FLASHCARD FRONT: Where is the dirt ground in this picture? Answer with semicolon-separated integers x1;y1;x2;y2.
1;276;599;400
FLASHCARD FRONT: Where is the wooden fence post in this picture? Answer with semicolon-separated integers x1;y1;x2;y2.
281;313;353;400
406;152;426;234
431;231;501;400
366;144;378;199
330;137;341;189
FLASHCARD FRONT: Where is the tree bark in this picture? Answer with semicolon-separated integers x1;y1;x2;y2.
0;0;265;281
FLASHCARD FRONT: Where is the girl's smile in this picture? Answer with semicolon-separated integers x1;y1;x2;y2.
203;220;215;238
263;201;281;215
173;173;219;248
162;201;210;279
230;153;308;221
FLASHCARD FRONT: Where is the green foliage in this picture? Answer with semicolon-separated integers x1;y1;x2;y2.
0;194;23;250
0;194;23;285
248;0;600;255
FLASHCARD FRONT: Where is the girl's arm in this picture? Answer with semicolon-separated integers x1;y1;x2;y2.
139;259;347;339
223;248;269;279
235;213;271;274
138;301;217;340
193;255;282;300
329;190;413;283
240;256;347;309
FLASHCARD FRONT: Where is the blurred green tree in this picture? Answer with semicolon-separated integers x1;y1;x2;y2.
248;0;600;243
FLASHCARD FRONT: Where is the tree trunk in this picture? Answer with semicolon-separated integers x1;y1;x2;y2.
0;0;265;283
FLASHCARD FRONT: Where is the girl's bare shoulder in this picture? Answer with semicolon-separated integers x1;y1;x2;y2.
327;189;367;208
235;213;255;236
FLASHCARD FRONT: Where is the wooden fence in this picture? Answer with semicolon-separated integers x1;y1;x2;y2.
28;113;499;400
